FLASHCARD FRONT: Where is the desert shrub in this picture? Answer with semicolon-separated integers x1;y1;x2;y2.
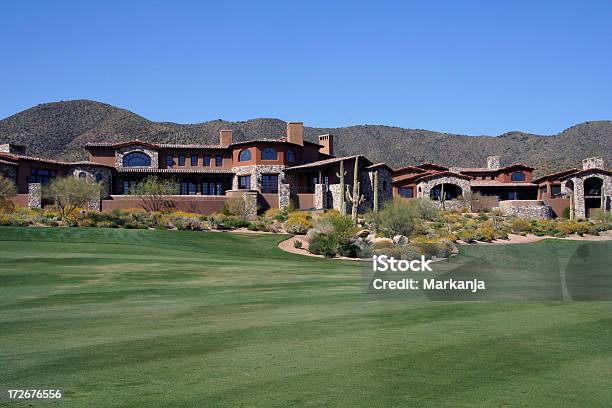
457;229;476;243
338;241;360;258
413;197;439;221
222;217;252;229
511;218;532;234
264;208;286;222
293;240;303;249
370;198;422;238
590;208;612;223
372;239;394;250
372;245;421;260
174;216;205;231
308;233;337;257
474;225;495;242
284;212;312;235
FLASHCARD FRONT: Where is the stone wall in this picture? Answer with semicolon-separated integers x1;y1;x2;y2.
115;146;159;168
498;200;553;219
314;183;327;210
582;157;605;170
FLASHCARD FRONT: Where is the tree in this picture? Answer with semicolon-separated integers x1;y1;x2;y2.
0;174;17;212
129;175;178;212
43;176;102;219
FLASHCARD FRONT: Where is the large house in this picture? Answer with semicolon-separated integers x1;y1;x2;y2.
1;124;610;219
0;123;393;216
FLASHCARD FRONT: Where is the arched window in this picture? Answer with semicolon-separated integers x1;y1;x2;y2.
123;152;151;167
286;149;295;163
78;172;87;180
238;148;252;162
261;148;278;161
511;172;525;182
95;172;102;182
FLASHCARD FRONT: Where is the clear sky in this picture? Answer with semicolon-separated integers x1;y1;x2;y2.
1;0;611;135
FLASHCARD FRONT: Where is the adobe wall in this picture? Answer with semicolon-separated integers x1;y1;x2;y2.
101;195;228;215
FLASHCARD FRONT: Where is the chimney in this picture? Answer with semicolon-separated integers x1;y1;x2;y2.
286;122;304;146
318;134;334;156
219;129;233;147
582;157;604;170
0;143;26;155
486;155;501;170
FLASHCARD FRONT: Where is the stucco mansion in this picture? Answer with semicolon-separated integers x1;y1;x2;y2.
1;122;610;219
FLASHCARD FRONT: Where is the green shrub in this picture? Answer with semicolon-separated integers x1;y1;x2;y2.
372;245;421;260
308;233;337;257
337;241;359;258
370;198;422;238
457;229;476;243
293;240;303;249
562;206;571;219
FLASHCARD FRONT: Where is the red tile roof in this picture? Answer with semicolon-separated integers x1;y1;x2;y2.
532;168;579;184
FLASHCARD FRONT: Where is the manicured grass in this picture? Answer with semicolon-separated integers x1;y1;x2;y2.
1;227;611;407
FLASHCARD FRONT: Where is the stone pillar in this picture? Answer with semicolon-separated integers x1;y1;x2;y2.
28;183;42;208
225;189;258;220
314;183;327;210
279;183;291;210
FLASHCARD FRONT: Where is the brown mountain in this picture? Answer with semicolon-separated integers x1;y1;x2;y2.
1;100;610;177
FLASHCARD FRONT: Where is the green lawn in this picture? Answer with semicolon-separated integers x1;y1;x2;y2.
1;227;611;407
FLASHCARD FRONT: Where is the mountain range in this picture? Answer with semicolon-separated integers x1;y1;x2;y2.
1;100;610;177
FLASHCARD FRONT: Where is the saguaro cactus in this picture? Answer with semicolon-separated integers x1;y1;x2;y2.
373;171;379;213
438;183;446;211
346;157;365;223
336;160;347;215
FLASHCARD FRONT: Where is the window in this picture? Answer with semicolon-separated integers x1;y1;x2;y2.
286;149;295;163
261;175;278;193
181;182;197;195
95;173;102;183
78;172;87;180
122;180;139;194
262;148;278;161
202;181;225;196
204;155;211;166
323;176;329;186
166;155;174;167
551;185;561;197
215;154;223;167
238;175;251;190
238;149;251;162
511;172;525;182
122;152;151;167
178;154;186;166
398;187;413;198
29;168;56;185
191;155;198;166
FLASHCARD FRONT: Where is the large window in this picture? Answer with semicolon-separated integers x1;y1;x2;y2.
178;154;186;166
286;149;295;163
203;155;211;166
180;182;197;195
238;175;251;190
511;172;525;182
202;182;224;196
238;149;251;162
398;187;413;198
551;185;562;197
29;168;56;185
191;155;198;166
215;154;223;167
261;148;278;161
261;175;278;193
122;152;151;167
166;154;174;167
122;180;139;194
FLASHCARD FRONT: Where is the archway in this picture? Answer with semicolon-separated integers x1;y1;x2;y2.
430;183;462;201
584;177;603;218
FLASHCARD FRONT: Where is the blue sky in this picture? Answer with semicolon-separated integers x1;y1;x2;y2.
1;0;611;135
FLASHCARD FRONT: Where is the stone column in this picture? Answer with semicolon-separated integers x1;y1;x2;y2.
314;183;327;210
279;183;291;210
27;183;42;208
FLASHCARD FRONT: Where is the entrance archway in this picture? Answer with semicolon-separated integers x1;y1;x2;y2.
584;177;603;218
430;183;462;201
